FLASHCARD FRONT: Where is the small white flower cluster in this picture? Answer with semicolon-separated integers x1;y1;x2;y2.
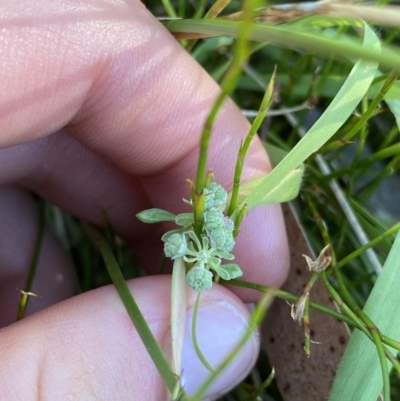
163;182;242;291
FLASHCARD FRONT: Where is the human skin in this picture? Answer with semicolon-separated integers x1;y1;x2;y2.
0;0;290;400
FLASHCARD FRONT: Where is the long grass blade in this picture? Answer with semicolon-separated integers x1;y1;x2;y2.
328;232;400;401
95;231;181;397
163;18;400;71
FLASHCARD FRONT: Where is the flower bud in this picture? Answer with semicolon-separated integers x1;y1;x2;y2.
208;227;235;252
186;266;213;291
210;183;228;211
204;208;224;231
164;233;187;259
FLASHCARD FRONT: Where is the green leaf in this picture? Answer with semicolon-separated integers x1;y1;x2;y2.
175;213;194;226
212;264;230;280
235;164;304;206
161;228;187;242
264;143;290;167
95;231;179;395
212;263;243;280
328;232;400;401
221;263;243;279
240;22;379;210
136;208;176;224
164;17;400;71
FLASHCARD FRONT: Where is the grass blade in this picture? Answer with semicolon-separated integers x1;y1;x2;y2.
239;22;379;210
164;18;400;71
328;232;400;401
95;231;181;397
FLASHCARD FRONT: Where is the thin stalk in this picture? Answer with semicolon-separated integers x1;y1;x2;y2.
359;155;400;202
321;271;400;373
229;278;400;360
193;0;259;235
164;19;400;71
204;0;232;19
337;221;400;269
178;0;184;18
347;96;368;195
95;231;184;398
334;265;400;352
192;0;207;19
341;70;398;143
18;200;46;319
326;143;400;179
304;294;311;357
379;125;399;151
17;291;38;321
192;291;215;373
190;289;275;401
227;279;355;326
186;0;232;53
161;0;177;18
23;200;46;293
297;272;319;357
228;68;276;216
250;367;275;400
232;205;247;238
371;328;391;401
309;193;400;361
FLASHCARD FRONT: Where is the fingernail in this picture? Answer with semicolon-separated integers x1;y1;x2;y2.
180;300;259;399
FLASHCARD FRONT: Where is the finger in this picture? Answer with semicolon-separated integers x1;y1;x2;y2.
0;276;259;400
1;0;289;299
0;131;167;272
0;186;78;328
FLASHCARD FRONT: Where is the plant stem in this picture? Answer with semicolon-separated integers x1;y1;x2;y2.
193;0;258;235
337;221;400;269
321;271;400;373
190;288;275;401
227;279;354;325
161;0;177;18
228;68;276;216
95;231;184;398
18;200;46;320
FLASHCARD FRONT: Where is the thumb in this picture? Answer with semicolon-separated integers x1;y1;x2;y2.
0;276;259;400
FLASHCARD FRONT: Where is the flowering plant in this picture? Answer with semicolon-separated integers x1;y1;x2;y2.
137;180;243;291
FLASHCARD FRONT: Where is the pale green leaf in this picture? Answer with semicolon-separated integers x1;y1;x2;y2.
136;208;176;224
164;18;400;71
175;213;194;226
240;23;379;210
328;232;400;401
235;164;304;207
161;228;188;242
212;263;243;280
221;263;243;279
212;264;231;280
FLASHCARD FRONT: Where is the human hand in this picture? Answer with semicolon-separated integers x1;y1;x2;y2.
0;0;289;399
